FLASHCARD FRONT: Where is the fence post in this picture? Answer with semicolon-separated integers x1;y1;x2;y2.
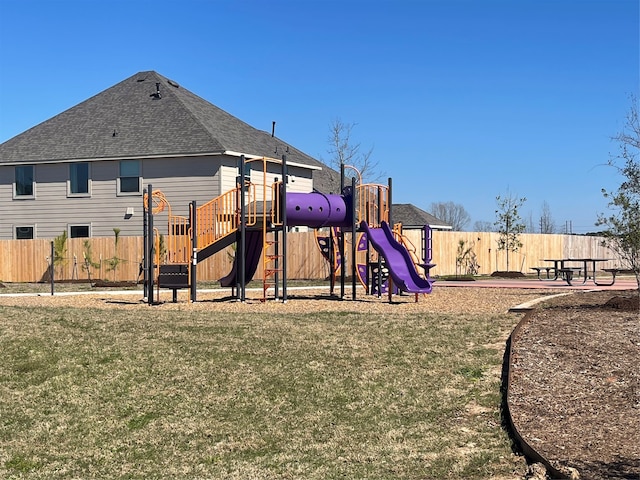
50;240;54;296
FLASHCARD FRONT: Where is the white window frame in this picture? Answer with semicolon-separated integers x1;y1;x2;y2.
67;162;92;197
68;224;91;239
14;225;36;240
117;159;142;196
13;165;35;199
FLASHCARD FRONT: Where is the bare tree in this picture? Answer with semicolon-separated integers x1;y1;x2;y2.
597;96;640;293
473;220;494;232
325;119;383;191
525;212;536;233
539;201;556;233
429;201;470;231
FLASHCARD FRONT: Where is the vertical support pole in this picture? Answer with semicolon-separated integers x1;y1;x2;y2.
329;227;335;295
143;188;148;299
274;178;280;301
50;240;54;296
387;177;393;303
377;185;383;298
272;176;279;301
339;163;345;299
351;176;357;300
387;177;392;227
281;154;288;303
239;156;246;302
190;200;197;303
147;183;154;306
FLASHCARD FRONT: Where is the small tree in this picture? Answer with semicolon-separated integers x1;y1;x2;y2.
105;228;122;280
494;193;526;272
53;230;68;278
82;240;100;281
596;97;640;294
455;239;480;277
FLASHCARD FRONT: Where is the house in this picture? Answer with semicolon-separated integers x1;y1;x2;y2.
392;203;451;230
0;71;338;240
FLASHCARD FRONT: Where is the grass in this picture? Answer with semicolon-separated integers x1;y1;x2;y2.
0;303;526;479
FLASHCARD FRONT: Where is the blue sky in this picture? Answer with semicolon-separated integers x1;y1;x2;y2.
1;0;638;233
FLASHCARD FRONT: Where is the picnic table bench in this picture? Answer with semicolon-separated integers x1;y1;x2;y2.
557;267;583;285
594;268;621;286
530;266;554;280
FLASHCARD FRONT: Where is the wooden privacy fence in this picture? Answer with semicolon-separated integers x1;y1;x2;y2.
422;231;622;277
0;231;623;283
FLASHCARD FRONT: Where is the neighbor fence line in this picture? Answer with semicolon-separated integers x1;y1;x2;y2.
0;231;622;283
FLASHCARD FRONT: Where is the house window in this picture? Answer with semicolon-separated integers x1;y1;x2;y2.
15;226;34;239
118;160;141;195
69;225;90;238
69;162;90;196
14;165;34;198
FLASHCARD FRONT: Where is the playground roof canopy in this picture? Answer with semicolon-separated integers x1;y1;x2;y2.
0;70;338;193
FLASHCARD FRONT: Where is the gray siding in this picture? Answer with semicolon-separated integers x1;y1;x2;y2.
0;154;319;240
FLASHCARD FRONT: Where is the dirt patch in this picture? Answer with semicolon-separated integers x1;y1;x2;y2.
604;295;640;310
492;271;526;278
508;290;640;479
92;280;139;288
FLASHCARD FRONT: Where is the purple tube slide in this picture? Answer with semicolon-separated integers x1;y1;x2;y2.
286;192;352;228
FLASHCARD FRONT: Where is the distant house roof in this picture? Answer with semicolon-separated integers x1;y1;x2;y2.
0;70;337;193
392;203;452;230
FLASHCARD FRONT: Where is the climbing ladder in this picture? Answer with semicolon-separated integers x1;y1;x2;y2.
262;179;283;301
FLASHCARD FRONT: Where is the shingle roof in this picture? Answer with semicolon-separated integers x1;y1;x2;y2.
392;203;451;229
0;71;336;192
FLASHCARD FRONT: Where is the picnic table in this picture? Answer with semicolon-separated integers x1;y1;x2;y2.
539;258;616;286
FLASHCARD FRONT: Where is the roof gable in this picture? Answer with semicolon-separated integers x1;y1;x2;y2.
392;203;451;229
0;71;336;192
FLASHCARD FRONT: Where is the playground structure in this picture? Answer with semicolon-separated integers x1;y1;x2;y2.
142;155;435;304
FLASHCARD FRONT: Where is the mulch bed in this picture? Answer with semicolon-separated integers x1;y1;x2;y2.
492;271;526;278
508;290;640;479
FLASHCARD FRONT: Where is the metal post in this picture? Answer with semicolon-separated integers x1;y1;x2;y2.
50;240;54;296
190;200;197;302
351;176;357;300
329;227;335;295
388;177;392;226
377;186;383;298
387;177;393;303
239;156;246;302
281;154;288;303
143;188;148;299
339;163;345;298
147;183;154;306
273;177;279;301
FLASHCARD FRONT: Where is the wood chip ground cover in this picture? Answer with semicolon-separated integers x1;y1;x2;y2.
508;290;640;479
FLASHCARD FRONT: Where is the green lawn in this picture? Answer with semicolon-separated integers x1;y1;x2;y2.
0;304;526;479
